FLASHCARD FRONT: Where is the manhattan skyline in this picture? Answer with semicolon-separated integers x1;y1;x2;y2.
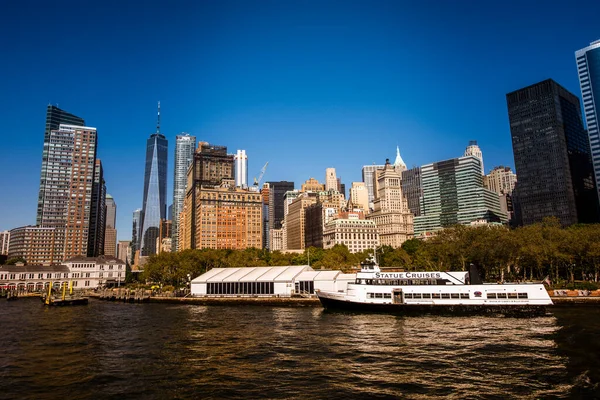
1;1;599;240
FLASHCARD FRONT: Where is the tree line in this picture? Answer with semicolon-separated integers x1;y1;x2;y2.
141;217;600;289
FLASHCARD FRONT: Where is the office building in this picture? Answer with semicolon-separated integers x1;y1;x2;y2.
267;181;295;230
286;193;317;250
235;149;248;188
507;79;599;226
0;231;9;255
414;156;507;236
301;178;325;193
485;166;517;195
393;146;407;173
401;167;423;217
131;208;142;257
323;211;380;253
117;240;131;266
103;194;117;257
261;183;270;249
182;142;234;249
349;182;369;211
362;164;385;211
140;103;168;256
8;226;59;265
367;160;414;247
193;180;262;250
172;133;196;252
304;190;345;248
576;39;600;201
464;140;484;174
87;160;106;257
37;105;85;226
325;168;337;191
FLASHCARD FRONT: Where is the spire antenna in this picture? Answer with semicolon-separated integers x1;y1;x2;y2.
156;101;161;134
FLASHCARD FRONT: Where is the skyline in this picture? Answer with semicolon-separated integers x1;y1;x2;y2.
1;1;599;241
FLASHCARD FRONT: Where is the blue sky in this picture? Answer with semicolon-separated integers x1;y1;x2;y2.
0;0;599;241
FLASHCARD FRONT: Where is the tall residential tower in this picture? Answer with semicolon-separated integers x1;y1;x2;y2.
172;133;196;251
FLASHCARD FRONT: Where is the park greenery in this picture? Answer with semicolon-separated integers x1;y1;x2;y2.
141;217;600;290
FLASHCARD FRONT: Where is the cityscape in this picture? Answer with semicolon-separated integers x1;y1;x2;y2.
1;2;600;398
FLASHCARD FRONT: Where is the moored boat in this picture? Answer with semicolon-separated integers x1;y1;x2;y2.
316;255;552;316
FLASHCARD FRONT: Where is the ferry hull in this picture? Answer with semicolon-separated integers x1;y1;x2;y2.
317;295;549;317
43;297;89;306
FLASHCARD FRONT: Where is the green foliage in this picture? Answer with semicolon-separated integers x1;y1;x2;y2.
5;257;26;265
140;222;600;286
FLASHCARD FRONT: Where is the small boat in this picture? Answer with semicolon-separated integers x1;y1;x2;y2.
42;281;89;306
316;254;553;316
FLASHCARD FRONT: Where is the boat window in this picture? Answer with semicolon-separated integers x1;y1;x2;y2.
432;293;441;299
413;293;422;299
486;293;496;299
368;293;374;299
384;293;392;299
422;293;431;299
508;293;518;299
451;293;459;299
441;293;450;299
375;293;383;298
497;293;507;299
460;293;469;299
404;293;413;299
518;293;528;299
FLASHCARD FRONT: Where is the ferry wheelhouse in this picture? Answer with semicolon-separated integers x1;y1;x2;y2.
316;257;552;315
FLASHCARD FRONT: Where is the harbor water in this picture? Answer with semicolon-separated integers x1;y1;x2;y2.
0;299;599;399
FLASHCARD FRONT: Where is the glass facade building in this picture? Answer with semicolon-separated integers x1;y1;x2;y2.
171;134;196;251
140;133;168;256
576;39;600;202
37;105;84;225
414;156;507;236
401;166;423;217
361;164;385;211
87;160;106;257
507;79;599;226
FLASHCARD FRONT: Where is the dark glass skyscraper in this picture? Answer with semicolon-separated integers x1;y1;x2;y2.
37;105;85;225
140;105;168;256
87;159;106;257
576;39;600;202
507;79;599;226
267;181;295;230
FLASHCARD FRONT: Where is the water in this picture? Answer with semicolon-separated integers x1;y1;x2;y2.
0;299;599;399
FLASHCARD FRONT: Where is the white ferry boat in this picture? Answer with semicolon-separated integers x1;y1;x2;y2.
316;256;553;315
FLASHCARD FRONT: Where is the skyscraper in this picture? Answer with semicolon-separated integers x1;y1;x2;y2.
131;208;142;260
366;159;414;247
182;142;234;249
234;149;248;188
349;182;369;211
37;105;84;225
507;79;599;226
171;133;196;251
140;103;168;256
37;123;99;260
267;181;295;230
464;141;484;174
393;146;407;172
401;167;423;217
62;125;98;260
104;195;117;257
576;39;600;201
87;159;106;257
413;156;507;236
362;164;385;211
325;168;337;191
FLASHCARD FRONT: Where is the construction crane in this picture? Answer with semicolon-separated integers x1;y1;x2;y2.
253;162;269;186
